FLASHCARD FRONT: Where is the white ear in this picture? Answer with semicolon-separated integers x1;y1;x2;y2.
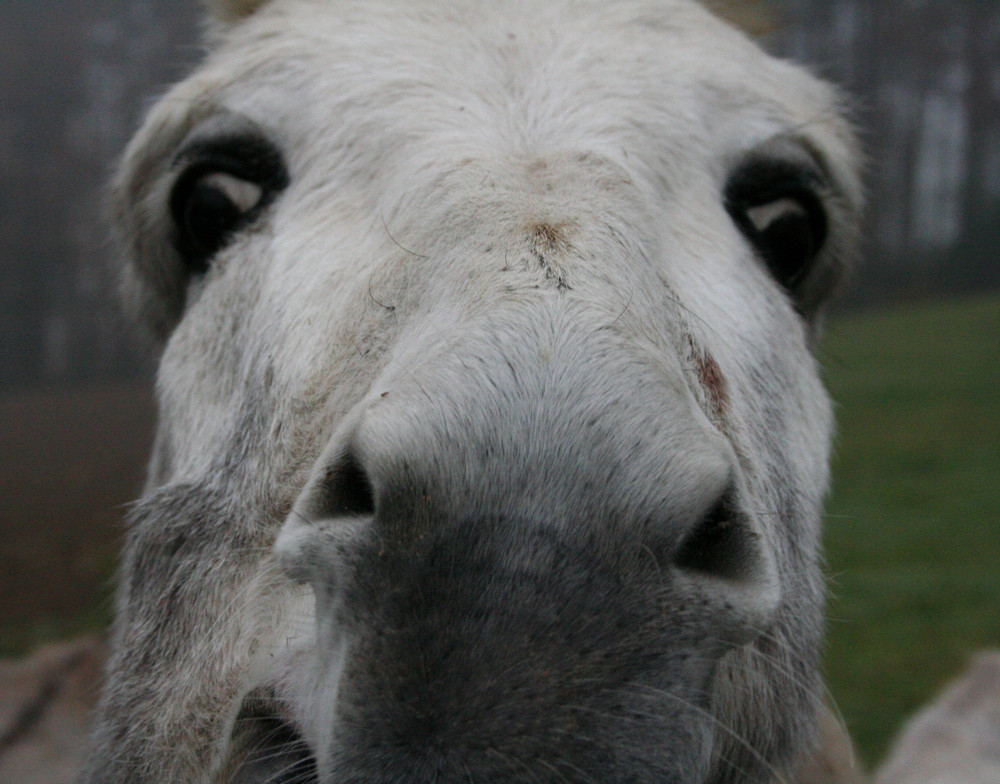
202;0;272;23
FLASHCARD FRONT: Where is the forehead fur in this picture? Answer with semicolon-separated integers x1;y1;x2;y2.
206;0;774;34
118;0;861;339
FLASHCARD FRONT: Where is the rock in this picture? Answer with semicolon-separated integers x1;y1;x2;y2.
0;636;105;784
874;651;1000;784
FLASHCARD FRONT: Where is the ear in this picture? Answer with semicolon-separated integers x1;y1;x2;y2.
202;0;272;24
702;0;778;36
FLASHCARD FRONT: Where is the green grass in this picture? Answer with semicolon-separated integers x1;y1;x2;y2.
819;292;1000;766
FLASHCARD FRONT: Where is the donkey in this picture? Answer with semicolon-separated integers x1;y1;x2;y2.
80;1;862;782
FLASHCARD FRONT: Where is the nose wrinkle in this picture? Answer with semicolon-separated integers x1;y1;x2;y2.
278;309;735;582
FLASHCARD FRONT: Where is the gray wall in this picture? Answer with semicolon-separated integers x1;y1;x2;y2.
0;0;200;389
778;0;1000;307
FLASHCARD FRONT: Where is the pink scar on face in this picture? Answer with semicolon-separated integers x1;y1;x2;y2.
690;339;729;421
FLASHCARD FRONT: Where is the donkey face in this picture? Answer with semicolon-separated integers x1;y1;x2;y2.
83;1;862;782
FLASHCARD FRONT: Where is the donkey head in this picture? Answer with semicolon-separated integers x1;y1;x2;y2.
82;2;861;782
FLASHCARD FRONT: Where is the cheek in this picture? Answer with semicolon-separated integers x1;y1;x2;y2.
153;263;271;475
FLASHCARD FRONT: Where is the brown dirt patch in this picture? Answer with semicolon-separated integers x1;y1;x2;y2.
0;383;155;654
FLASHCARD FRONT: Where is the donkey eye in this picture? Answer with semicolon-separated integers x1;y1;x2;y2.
169;134;288;275
173;172;263;267
725;160;828;293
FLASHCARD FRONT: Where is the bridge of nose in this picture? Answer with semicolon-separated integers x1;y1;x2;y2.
277;300;734;597
358;303;727;533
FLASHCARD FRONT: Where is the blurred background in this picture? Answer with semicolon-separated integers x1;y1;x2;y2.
1;0;997;768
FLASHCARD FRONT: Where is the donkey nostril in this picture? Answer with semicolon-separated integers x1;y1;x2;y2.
276;446;375;587
317;448;376;518
673;491;760;583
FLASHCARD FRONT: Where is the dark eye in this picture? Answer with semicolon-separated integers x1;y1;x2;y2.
173;172;264;269
725;159;828;294
170;135;288;275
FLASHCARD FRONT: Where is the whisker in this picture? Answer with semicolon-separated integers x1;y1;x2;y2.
622;685;792;784
483;746;546;784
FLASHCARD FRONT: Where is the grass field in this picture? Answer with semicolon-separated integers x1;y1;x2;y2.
819;292;1000;765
